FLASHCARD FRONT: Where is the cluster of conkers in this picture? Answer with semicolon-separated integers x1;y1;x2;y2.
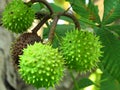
2;0;103;89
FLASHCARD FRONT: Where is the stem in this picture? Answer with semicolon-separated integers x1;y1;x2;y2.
59;12;81;30
32;15;50;34
69;70;79;90
47;11;80;44
35;12;50;19
30;0;53;15
48;16;59;44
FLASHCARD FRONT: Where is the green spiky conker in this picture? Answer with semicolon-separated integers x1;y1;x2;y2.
2;0;35;33
19;43;64;88
60;30;103;72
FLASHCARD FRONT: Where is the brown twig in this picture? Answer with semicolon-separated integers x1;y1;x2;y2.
35;12;49;19
59;12;81;30
30;0;53;15
29;0;54;34
32;15;50;34
47;11;80;43
48;16;59;43
29;0;80;43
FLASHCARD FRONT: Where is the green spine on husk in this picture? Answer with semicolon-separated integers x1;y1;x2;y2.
19;42;64;88
2;0;35;33
60;29;103;72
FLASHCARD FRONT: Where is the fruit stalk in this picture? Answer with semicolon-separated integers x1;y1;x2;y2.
32;15;51;34
59;12;81;30
47;11;81;44
48;16;60;43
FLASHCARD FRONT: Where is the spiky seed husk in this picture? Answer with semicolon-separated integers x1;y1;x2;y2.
60;30;103;72
11;33;42;68
2;0;35;33
19;43;64;88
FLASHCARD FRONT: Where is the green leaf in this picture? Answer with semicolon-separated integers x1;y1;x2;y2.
102;0;120;25
31;2;44;12
87;0;101;24
73;78;94;90
50;3;64;12
100;72;120;90
95;27;120;83
67;0;86;4
78;17;96;27
60;16;73;23
106;25;120;36
49;3;73;23
67;0;100;24
68;0;89;19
